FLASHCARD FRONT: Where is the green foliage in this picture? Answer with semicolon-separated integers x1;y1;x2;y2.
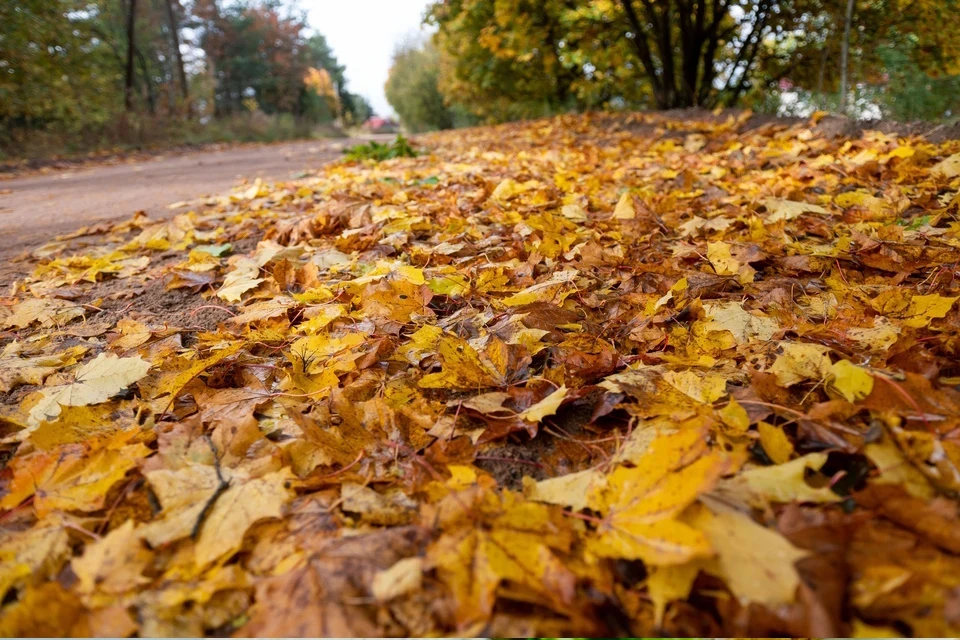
874;42;960;121
750;7;960;122
427;0;960;120
0;1;121;129
427;0;581;123
344;135;419;162
385;39;454;133
1;0;372;159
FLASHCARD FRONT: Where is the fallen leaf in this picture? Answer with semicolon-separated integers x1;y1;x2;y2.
719;453;839;507
691;501;807;606
587;429;730;565
764;198;830;222
195;471;291;567
217;256;264;302
72;520;152;597
371;556;424;601
29;353;151;424
827;359;874;402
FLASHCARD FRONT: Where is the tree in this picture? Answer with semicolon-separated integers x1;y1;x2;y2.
303;33;373;124
199;2;307;115
385;39;453;132
428;0;796;113
617;0;793;108
428;0;960;118
839;0;855;113
0;1;122;129
164;0;189;108
196;3;369;124
427;0;582;122
124;0;138;112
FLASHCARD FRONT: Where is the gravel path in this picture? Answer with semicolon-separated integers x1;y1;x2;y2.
0;137;378;260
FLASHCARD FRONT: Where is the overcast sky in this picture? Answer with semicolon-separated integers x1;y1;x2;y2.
301;0;434;117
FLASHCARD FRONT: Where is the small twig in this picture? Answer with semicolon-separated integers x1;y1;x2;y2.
63;521;102;541
561;509;605;524
190;304;237;317
312;450;365;481
835;259;850;286
191;435;230;540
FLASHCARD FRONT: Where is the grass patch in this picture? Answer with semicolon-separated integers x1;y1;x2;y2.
344;135;418;162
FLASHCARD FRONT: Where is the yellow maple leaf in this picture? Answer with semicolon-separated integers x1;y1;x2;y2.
763;197;830;222
828;359;874;401
427;489;576;626
689;501;807;606
29;353;151;424
870;289;958;328
418;334;501;389
586;428;730;565
0;439;149;516
769;341;832;387
0;516;70;599
706;240;740;275
217;256;264;302
719;453;838;507
613;192;637;219
932;153;960;178
72;520;151;598
194;471;291;567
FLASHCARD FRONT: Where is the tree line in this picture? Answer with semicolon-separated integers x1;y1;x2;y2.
0;1;372;155
386;0;960;131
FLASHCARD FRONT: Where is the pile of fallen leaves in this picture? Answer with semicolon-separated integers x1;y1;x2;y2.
2;110;960;637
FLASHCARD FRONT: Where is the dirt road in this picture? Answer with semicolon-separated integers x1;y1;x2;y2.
0;138;372;259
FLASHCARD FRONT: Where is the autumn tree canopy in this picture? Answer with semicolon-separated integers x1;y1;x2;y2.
427;0;960;120
0;0;372;154
385;39;456;133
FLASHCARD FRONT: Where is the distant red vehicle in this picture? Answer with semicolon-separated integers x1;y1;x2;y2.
364;116;399;133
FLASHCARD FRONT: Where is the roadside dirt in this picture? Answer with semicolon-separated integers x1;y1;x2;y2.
0;137;383;261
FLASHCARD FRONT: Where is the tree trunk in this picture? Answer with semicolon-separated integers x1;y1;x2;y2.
135;47;156;115
164;0;189;108
839;0;855;114
621;0;779;109
619;0;666;108
125;0;138;111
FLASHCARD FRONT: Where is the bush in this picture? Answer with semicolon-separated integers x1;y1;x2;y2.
344;135;419;162
385;39;455;133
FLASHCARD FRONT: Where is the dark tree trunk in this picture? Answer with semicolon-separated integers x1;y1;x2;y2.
840;0;855;113
164;0;189;108
124;0;138;111
135;47;156;115
620;0;771;109
619;0;666;107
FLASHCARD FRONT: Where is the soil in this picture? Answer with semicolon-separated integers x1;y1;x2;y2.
90;281;234;335
475;433;557;489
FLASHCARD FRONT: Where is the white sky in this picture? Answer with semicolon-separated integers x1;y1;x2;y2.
301;0;434;117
